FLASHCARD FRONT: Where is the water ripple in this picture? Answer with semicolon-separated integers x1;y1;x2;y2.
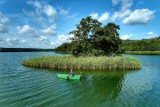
0;53;160;107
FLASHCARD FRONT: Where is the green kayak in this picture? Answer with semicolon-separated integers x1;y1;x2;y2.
57;74;81;80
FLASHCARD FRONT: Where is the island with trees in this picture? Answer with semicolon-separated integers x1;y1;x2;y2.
22;16;141;71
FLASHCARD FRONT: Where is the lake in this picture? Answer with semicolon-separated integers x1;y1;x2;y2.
0;52;160;107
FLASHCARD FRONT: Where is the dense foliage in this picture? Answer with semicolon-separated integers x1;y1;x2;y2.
54;16;122;56
122;37;160;51
54;36;160;54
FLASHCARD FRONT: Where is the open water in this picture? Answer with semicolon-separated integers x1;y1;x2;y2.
0;52;160;107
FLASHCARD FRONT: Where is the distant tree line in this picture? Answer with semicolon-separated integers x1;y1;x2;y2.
54;16;123;56
122;37;160;51
54;37;160;54
0;48;54;52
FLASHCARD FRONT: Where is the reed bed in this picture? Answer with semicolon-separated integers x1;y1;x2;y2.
22;56;141;71
125;51;160;55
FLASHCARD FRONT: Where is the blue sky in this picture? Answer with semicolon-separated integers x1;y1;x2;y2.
0;0;160;48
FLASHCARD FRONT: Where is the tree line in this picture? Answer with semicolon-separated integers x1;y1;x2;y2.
0;48;54;52
122;37;160;51
54;36;160;53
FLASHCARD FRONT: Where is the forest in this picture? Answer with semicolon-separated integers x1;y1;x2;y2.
122;37;160;51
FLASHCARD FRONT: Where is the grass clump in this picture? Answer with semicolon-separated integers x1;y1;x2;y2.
125;51;160;55
22;56;141;71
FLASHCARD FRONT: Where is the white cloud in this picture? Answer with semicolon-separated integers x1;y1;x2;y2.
49;34;67;46
58;34;74;42
22;1;57;37
90;13;98;19
69;34;74;38
111;9;131;20
5;38;19;46
50;41;56;46
147;32;158;39
44;5;57;18
58;34;68;42
19;39;29;46
6;38;18;42
40;24;56;35
112;0;133;9
120;34;132;40
111;1;154;25
90;12;109;22
59;8;69;16
147;32;154;36
50;34;74;47
29;1;42;8
123;9;154;24
121;0;133;10
16;25;36;34
37;36;49;42
111;0;133;21
112;0;120;5
17;24;56;36
0;38;30;47
98;12;109;22
21;40;28;43
27;1;57;21
0;12;9;33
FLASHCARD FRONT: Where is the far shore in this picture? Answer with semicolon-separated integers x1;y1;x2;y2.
125;51;160;55
0;48;54;52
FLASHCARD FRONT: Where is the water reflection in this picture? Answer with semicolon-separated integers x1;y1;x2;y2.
83;71;131;100
56;70;138;107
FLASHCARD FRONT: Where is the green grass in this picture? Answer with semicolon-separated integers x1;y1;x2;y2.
125;51;160;55
22;56;141;71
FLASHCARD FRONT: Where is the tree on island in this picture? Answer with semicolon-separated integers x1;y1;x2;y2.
55;16;123;56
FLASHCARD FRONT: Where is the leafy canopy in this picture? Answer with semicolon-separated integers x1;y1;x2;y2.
55;16;123;56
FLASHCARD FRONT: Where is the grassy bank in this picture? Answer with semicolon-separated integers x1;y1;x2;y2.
125;51;160;55
22;56;141;71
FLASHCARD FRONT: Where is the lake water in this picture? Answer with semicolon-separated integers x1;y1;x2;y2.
0;52;160;107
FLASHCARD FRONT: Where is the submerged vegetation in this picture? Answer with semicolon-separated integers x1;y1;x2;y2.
22;56;141;71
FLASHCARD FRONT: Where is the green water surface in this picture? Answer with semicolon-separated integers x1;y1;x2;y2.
0;52;160;107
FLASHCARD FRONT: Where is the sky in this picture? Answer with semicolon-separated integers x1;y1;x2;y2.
0;0;160;48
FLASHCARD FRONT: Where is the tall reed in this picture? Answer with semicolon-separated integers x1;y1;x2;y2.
22;56;141;71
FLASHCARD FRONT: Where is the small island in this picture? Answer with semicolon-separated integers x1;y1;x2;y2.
22;56;141;70
22;17;141;71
